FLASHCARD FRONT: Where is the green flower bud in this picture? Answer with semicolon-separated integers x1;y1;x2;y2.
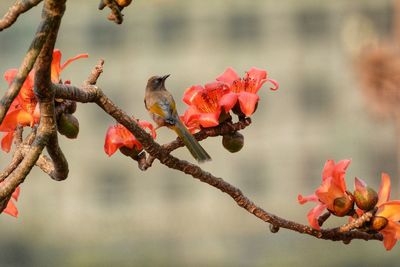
332;193;354;217
371;216;388;231
354;187;378;211
57;113;79;139
222;132;244;153
354;177;378;211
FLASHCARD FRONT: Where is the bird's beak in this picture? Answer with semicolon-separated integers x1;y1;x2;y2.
161;74;170;82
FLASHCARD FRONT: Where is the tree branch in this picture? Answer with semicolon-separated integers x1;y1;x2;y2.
0;0;67;208
0;9;54;126
33;0;68;182
140;117;252;170
0;0;43;31
98;0;123;24
51;75;382;243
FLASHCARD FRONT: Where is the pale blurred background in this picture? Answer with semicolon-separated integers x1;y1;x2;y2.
1;0;399;266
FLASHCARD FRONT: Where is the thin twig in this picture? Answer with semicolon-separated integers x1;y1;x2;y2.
0;0;43;31
100;0;123;24
84;59;104;86
140;118;251;170
0;150;24;183
318;212;331;227
339;209;376;233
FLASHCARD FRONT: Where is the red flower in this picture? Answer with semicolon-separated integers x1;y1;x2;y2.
182;82;229;133
298;159;353;229
1;49;87;152
51;49;88;83
216;67;279;117
370;173;400;250
104;120;156;156
1;184;20;218
1;70;38;152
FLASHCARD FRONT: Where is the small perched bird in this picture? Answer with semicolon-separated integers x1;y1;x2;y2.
145;75;211;162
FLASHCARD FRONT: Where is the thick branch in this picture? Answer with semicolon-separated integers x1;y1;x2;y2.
0;133;48;198
0;0;43;31
0;150;24;183
33;0;68;182
0;11;54;126
0;127;58;182
44;134;68;180
0;0;66;206
52;81;382;243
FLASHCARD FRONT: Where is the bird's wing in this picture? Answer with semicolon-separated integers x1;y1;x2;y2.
148;95;177;124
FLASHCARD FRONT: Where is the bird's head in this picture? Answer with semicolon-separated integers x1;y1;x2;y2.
146;74;170;91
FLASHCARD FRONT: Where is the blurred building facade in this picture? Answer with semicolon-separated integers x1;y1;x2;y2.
0;1;398;266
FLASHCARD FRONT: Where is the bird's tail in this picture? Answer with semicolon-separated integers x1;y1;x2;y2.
172;119;211;163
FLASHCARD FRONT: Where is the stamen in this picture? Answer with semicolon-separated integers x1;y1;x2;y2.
268;78;279;91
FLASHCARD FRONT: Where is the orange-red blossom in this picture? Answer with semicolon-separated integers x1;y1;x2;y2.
298;159;354;230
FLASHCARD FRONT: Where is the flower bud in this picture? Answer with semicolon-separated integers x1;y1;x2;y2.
354;177;378;211
222;132;244;153
269;224;280;233
57;113;79;139
332;193;354;217
371;216;388;231
116;0;132;7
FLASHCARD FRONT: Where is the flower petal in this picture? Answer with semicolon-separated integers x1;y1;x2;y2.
307;203;327;230
0;109;34;131
51;49;62;82
104;125;135;156
335;159;351;174
297;194;318;204
182;85;203;105
246;67;267;81
11;186;20;201
1;131;14;153
377;201;400;221
315;176;346;210
219;92;238;113
5;69;35;107
326;159;350;192
216;67;240;85
322;160;335;181
246;67;267;90
138;120;157;138
3;199;18;218
380;221;400;250
104;121;154;157
198;112;220;128
377;173;391;206
182;108;201;133
237;92;259;116
4;69;18;85
354;177;367;193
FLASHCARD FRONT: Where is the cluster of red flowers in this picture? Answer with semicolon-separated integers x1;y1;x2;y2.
104;67;278;156
182;67;279;133
298;159;400;250
0;49;88;217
